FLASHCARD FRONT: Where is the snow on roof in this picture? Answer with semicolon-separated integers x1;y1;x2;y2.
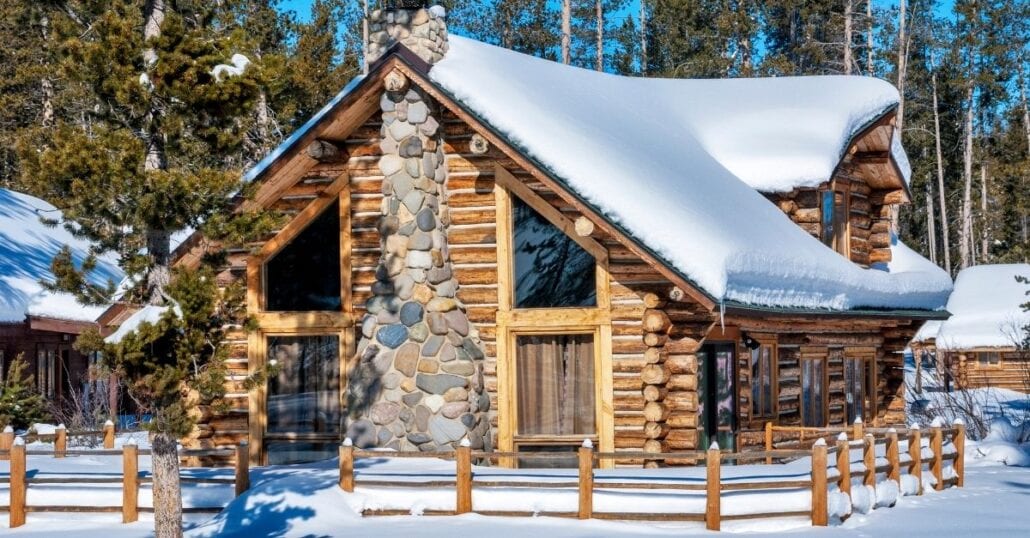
931;264;1030;350
428;36;947;311
104;303;180;344
0;189;122;323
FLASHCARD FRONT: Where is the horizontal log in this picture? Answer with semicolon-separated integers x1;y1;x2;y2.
642;384;667;402
643;401;670;422
664;354;697;375
642;309;671;333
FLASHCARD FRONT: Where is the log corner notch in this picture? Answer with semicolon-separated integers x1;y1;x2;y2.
641;292;671;468
306;139;347;163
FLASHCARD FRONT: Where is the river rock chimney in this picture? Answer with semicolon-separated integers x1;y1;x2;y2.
366;1;449;67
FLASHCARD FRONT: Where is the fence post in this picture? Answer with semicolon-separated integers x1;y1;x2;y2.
909;424;922;495
339;438;355;493
853;417;863;440
55;424;67;458
863;433;875;488
235;441;250;496
0;426;13;461
705;442;721;532
104;420;115;449
811;439;828;527
578;439;593;520
122;442;139;523
456;438;472;514
886;428;900;484
835;433;851;496
765;422;773;465
953;419;965;487
931;422;944;491
10;439;26;528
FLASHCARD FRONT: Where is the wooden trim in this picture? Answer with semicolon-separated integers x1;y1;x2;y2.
499;309;611;327
256;172;350;261
494;181;514;313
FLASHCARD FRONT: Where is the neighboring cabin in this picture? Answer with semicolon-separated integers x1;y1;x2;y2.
0;188;122;406
912;264;1030;393
101;3;952;467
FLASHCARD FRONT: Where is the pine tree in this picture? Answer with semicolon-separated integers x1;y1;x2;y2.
287;0;362;123
0;355;49;431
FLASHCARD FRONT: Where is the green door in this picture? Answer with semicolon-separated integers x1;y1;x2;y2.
697;343;737;451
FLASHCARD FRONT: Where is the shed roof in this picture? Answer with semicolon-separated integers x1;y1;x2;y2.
926;264;1030;350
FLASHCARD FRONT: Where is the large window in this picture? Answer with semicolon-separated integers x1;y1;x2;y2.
512;197;596;308
36;348;56;399
751;345;776;419
265;335;341;464
821;190;849;256
801;357;827;427
264;199;342;312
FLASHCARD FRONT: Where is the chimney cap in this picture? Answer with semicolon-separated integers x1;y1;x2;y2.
385;0;428;9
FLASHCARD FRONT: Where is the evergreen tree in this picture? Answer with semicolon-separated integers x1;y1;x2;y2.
0;355;49;431
287;0;361;123
646;0;759;78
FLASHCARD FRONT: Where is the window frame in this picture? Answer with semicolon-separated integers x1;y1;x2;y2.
750;343;778;421
494;164;614;468
800;355;829;428
820;183;851;257
977;351;1002;368
247;174;354;465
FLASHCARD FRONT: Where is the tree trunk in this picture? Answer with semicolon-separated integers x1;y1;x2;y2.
866;0;874;75
1020;62;1030;157
980;163;989;261
896;0;907;133
931;59;951;274
151;432;183;538
362;0;369;74
960;85;974;269
108;373;119;422
595;0;603;71
561;0;571;65
640;0;647;74
844;0;853;74
926;180;937;264
40;12;54;128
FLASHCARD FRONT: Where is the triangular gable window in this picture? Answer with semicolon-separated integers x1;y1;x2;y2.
512;197;596;308
265;199;342;311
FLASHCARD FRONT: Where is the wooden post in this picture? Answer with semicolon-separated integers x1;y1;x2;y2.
55;424;67;458
954;420;965;487
456;441;472;514
909;424;922;495
339;438;355;493
765;422;774;465
853;417;864;440
836;434;851;496
122;443;139;523
705;444;721;531
578;440;593;519
887;428;900;484
235;441;250;496
103;420;115;449
10;440;26;528
811;439;828;527
0;426;13;461
863;433;875;487
931;423;944;491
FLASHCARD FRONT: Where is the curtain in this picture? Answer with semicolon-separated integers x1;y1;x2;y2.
516;335;595;436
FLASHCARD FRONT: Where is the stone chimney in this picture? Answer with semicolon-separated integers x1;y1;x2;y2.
347;2;490;452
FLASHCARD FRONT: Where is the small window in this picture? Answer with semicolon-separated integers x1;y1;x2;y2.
751;345;775;419
516;334;595;437
801;357;826;427
844;357;866;424
36;349;56;399
821;190;849;256
512;197;596;308
978;352;1001;367
264;200;342;312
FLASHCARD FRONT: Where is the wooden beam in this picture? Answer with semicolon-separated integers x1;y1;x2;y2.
306;140;345;162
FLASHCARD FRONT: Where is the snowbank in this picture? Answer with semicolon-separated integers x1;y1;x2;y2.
0;189;122;323
429;36;950;311
930;264;1030;349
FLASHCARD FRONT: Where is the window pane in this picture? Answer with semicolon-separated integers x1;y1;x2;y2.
266;336;341;436
845;358;864;424
515;444;578;469
516;334;595;436
821;191;834;246
761;347;774;416
833;192;848;255
513;197;596;308
802;358;826;427
751;347;762;416
265;200;342;311
265;441;338;466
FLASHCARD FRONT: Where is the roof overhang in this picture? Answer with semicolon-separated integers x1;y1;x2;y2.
27;315;98;335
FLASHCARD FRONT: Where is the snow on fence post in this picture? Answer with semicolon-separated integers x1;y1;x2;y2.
863;433;875;487
811;439;828;527
835;433;851;496
55;424;67;458
705;442;721;531
339;438;354;493
578;439;594;519
10;438;26;528
908;424;922;495
103;420;115;449
0;426;13;461
764;422;773;465
456;438;473;514
953;419;965;487
931;422;944;491
235;441;250;496
122;442;139;523
886;428;900;484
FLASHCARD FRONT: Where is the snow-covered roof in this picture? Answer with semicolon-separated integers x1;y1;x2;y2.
0;188;122;323
104;304;179;344
427;36;946;312
927;264;1030;350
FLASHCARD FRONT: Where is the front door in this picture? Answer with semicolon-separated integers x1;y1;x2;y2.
697;343;736;451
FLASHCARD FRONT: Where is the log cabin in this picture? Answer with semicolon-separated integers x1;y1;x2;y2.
0;188;122;406
100;3;953;467
911;264;1029;393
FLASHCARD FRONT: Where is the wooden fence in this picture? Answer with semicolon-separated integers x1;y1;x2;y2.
0;440;250;528
338;420;966;531
1;423;118;462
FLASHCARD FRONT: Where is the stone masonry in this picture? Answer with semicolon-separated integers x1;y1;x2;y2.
346;3;491;453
